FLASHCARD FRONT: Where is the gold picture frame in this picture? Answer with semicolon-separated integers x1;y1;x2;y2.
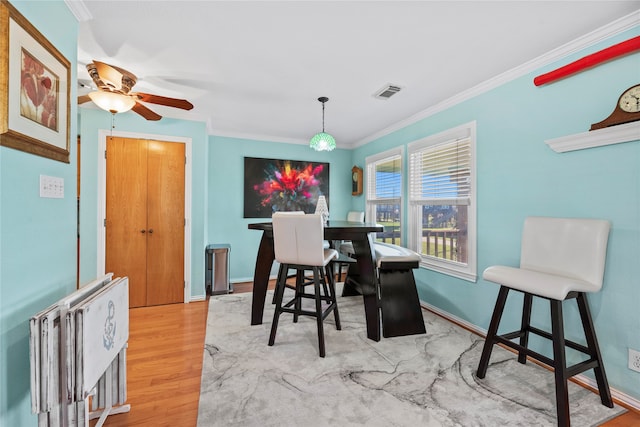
0;0;70;163
352;166;363;196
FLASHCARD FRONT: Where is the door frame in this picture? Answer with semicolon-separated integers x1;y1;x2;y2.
96;129;193;304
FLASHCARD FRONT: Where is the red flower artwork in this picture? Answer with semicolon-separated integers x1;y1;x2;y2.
253;161;324;211
20;48;59;131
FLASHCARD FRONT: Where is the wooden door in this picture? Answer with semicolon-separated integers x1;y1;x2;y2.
105;137;185;307
146;140;185;306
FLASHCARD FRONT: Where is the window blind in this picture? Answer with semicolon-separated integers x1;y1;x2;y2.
367;154;402;201
409;138;471;206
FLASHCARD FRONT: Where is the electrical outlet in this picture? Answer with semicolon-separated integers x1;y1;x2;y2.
629;348;640;373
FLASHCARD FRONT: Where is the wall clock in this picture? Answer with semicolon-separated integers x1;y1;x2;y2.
590;83;640;130
352;166;363;196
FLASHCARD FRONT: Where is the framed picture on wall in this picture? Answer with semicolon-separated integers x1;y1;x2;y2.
0;0;71;163
244;156;330;218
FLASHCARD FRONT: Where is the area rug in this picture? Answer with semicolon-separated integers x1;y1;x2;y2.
197;289;625;426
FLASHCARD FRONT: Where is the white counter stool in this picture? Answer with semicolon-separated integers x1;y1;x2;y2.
477;216;614;427
268;213;340;358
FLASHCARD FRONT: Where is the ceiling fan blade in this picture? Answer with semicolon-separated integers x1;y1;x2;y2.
132;102;162;121
78;94;92;105
133;92;194;110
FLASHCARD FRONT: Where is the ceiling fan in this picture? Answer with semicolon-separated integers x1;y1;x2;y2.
78;60;194;121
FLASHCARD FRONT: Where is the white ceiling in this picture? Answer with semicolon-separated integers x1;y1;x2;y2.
72;1;639;148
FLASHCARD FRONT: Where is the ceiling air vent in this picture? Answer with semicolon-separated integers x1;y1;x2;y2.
374;84;402;100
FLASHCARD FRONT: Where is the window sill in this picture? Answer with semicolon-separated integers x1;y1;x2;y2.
419;260;477;283
545;121;640;153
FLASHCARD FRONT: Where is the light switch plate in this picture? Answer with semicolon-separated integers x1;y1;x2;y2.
40;175;64;198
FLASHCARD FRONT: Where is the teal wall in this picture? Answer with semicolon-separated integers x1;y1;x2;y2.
351;28;640;400
0;1;78;425
207;136;353;282
78;108;209;298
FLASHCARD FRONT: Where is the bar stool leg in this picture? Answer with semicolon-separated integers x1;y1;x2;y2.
477;286;510;378
293;269;303;323
325;264;341;330
269;264;288;347
518;293;533;364
576;293;614;407
550;299;570;427
313;267;326;358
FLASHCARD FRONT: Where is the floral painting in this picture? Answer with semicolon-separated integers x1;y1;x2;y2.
20;48;59;131
244;157;330;218
1;1;70;163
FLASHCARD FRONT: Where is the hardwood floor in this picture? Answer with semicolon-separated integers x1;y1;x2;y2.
97;282;639;426
91;300;208;426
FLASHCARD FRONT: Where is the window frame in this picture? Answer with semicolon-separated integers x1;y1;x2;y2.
407;121;477;282
365;146;404;246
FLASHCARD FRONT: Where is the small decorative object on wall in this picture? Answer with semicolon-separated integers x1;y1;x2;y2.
590;83;640;130
352;165;363;196
244;156;330;218
533;36;640;86
0;0;71;163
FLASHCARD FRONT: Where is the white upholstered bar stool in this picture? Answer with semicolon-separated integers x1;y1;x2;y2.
268;213;340;357
269;211;308;304
476;217;614;427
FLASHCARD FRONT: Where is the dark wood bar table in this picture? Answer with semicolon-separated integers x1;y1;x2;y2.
248;220;384;341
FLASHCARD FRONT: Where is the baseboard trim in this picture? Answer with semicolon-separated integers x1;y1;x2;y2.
231;275;278;284
420;301;640;413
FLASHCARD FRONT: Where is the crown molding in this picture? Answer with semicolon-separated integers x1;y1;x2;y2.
208;128;310;146
349;10;640;149
64;0;92;22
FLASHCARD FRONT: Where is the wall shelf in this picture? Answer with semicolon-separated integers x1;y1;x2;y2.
545;121;640;153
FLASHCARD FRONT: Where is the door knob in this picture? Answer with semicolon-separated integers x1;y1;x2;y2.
148;229;154;234
140;229;146;233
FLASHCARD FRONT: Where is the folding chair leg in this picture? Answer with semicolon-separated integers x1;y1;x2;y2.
477;286;510;378
576;293;614;408
550;299;570;427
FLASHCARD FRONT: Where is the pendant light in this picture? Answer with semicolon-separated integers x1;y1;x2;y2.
309;96;336;151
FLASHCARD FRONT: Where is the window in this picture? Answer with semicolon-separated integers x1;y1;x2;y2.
366;147;403;245
408;122;476;281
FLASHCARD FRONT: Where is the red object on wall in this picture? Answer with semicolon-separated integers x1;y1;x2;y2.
534;36;640;86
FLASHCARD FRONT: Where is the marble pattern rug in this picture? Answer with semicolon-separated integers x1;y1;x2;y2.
197;290;624;426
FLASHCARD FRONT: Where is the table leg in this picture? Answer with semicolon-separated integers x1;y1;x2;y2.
251;231;275;325
363;294;381;342
343;234;381;341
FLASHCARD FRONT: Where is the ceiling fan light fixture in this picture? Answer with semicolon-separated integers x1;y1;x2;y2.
310;96;336;151
88;91;135;114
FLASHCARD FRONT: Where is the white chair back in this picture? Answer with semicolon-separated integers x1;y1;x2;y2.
346;211;365;223
273;213;326;266
520;217;610;290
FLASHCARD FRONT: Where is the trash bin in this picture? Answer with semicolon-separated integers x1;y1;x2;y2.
205;244;232;295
